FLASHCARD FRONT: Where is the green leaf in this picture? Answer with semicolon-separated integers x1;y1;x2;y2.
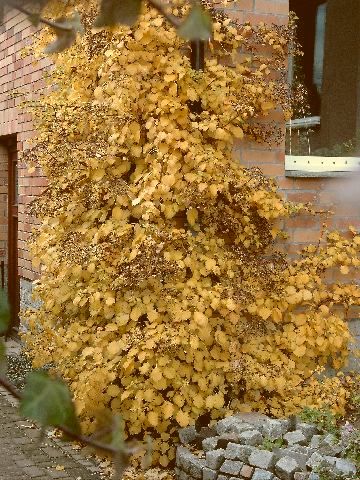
93;0;142;28
178;3;212;41
0;340;7;375
0;289;10;335
44;12;84;54
111;416;131;479
20;371;80;434
110;415;125;450
28;13;41;27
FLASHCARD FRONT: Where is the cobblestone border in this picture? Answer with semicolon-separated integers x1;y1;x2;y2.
176;413;357;480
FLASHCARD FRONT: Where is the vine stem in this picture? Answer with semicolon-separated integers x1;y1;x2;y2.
7;2;73;31
6;1;181;31
147;0;181;28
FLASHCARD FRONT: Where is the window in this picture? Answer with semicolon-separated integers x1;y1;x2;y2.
286;0;360;175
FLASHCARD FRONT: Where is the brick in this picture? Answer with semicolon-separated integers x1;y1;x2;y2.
206;449;225;470
275;456;299;480
248;449;275;469
220;460;243;475
240;464;254;479
260;163;285;176
252;469;275;480
202;467;217;480
291;229;322;244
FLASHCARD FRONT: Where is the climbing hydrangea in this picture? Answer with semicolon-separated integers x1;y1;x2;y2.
22;0;359;467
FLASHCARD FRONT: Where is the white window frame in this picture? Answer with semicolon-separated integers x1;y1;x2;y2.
285;2;359;177
285;117;360;177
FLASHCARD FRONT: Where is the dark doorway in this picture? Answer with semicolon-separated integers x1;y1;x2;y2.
0;136;19;333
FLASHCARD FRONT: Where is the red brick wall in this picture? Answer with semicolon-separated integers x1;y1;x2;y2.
0;7;50;282
227;1;360;259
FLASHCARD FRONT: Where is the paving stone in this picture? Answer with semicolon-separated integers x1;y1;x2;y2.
294;473;309;480
235;413;270;430
263;419;288;440
240;465;254;479
0;391;100;480
176;468;190;480
252;469;274;480
248;449;275;469
274;447;308;471
334;458;357;475
205;449;225;470
179;427;198;445
275;456;299;480
295;423;317;441
283;431;307;446
219;460;243;476
319;434;343;456
238;430;263;446
202;467;217;480
202;437;219;452
288;445;314;456
309;435;322;449
306;452;325;470
22;465;47;476
177;447;195;471
216;417;252;436
42;447;67;459
322;455;337;468
217;433;240;449
217;476;228;480
48;471;70;479
225;443;254;462
307;474;319;480
188;457;206;479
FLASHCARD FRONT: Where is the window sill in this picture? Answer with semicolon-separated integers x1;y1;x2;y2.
285;155;360;177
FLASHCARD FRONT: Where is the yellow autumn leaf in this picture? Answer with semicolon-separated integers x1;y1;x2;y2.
302;290;312;301
107;342;121;356
261;101;274;111
112;206;124;220
148;411;159;427
151;367;163;382
175;410;190;427
293;345;307;357
186;207;198;227
162;402;174;419
107;385;121;397
193;311;208;327
92;168;106;181
162;174;176;187
258;306;271;320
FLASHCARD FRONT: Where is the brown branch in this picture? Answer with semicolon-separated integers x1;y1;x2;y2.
147;0;181;28
7;2;73;31
0;375;137;456
0;375;21;399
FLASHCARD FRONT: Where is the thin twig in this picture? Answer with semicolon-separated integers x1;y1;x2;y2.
147;0;181;28
0;376;21;399
7;1;73;31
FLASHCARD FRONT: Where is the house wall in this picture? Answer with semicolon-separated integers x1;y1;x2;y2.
0;1;358;353
0;8;50;310
0;144;8;283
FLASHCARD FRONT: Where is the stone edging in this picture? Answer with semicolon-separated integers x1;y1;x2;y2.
176;413;357;480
